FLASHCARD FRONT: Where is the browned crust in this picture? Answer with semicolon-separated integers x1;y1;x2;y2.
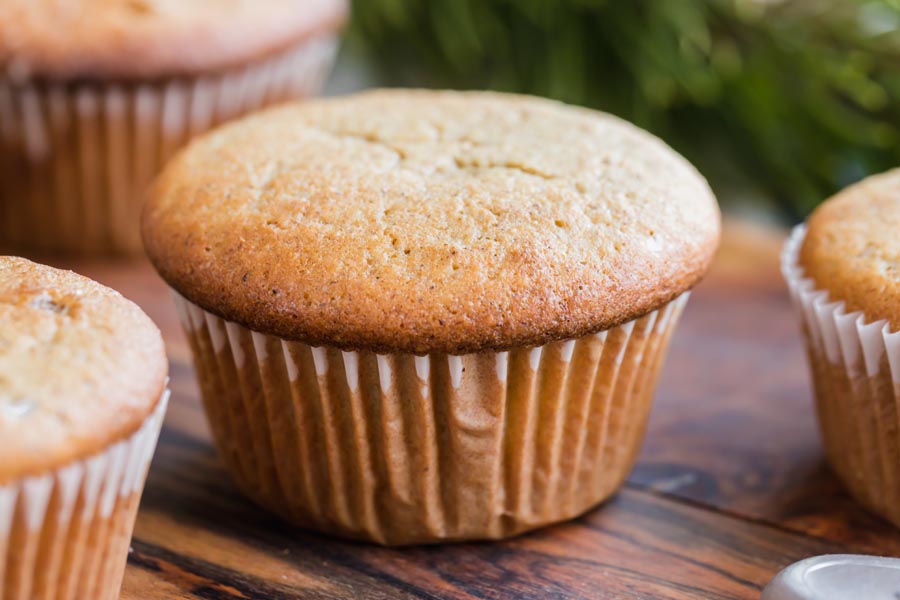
800;168;900;332
0;0;347;81
153;240;715;355
142;90;721;354
0;256;168;482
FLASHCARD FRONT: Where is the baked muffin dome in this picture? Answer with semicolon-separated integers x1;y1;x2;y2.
143;89;720;354
0;256;167;482
0;0;348;80
800;168;900;330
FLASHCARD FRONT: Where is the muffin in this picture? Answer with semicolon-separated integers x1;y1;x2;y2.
0;256;168;598
0;0;347;256
142;89;721;545
783;168;900;526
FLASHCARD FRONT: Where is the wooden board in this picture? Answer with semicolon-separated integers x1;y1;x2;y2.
55;221;900;599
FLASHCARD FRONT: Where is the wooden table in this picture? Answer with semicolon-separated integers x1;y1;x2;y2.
57;221;900;599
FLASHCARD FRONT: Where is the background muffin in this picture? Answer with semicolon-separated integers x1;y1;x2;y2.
0;0;347;256
0;256;168;599
783;168;900;527
142;89;720;544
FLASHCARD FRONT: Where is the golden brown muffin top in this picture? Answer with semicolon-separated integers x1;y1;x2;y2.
143;89;721;354
0;257;167;483
0;0;347;81
800;168;900;330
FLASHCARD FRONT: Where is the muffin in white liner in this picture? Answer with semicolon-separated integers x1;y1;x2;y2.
783;219;900;526
0;256;169;597
143;90;720;544
0;0;347;255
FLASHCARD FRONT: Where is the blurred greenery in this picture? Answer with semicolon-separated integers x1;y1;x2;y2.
347;0;900;220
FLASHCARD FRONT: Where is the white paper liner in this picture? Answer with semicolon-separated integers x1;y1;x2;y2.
0;34;339;255
173;291;689;545
783;225;900;380
0;389;169;599
783;224;900;526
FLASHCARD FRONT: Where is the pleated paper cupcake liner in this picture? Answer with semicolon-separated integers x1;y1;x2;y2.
173;292;689;545
783;225;900;526
0;390;168;600
0;34;338;256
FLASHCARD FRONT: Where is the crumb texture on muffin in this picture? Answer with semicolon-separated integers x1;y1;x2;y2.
143;89;721;354
800;168;900;331
0;256;167;482
0;0;347;80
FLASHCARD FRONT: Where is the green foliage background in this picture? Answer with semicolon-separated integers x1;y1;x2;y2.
347;0;900;220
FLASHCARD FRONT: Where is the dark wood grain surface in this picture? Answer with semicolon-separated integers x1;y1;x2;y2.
54;221;900;599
